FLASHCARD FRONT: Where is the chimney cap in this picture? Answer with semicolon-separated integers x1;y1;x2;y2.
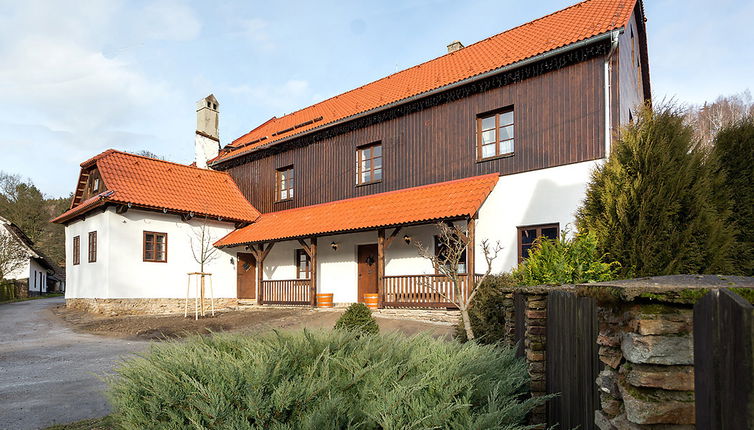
196;94;219;111
447;40;464;53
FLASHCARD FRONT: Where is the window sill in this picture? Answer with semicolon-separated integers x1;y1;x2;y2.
356;180;382;188
476;152;515;163
274;198;294;204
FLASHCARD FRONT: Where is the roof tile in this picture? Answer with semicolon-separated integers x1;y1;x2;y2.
215;174;499;246
219;0;635;162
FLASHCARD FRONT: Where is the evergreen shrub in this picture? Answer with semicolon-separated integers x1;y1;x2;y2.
576;104;736;276
334;302;379;335
108;331;544;429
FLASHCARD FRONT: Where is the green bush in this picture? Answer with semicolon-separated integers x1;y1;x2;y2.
512;230;620;286
455;274;518;344
108;330;544;429
576;104;736;276
334;302;379;335
712;116;754;275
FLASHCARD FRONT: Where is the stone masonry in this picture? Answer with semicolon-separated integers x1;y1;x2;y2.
66;298;239;316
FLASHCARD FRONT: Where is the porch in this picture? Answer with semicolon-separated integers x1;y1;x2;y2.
214;174;501;310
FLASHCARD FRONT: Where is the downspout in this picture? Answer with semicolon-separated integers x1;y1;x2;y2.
604;30;621;158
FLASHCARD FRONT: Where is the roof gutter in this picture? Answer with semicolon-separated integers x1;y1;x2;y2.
213;30;618;167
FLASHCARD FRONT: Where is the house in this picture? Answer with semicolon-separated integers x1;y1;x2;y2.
1;215;65;296
54;0;650;313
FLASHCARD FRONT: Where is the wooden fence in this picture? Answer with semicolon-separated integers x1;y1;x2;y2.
382;274;482;308
545;291;602;430
694;288;754;428
261;279;311;306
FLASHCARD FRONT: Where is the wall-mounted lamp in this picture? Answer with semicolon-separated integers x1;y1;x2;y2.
330;241;339;251
403;235;412;244
230;257;235;265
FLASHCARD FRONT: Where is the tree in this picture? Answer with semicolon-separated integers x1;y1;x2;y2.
0;172;68;267
190;217;219;273
0;228;27;280
416;222;502;341
576;104;736;277
712;116;754;275
685;90;754;147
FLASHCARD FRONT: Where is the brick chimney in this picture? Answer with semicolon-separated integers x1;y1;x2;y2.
195;94;220;169
447;40;464;53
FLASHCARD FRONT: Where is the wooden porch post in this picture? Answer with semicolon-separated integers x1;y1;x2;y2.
467;217;476;300
253;242;275;306
377;229;385;308
310;237;317;307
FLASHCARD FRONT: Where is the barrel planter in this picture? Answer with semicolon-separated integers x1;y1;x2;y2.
363;293;379;310
316;293;334;308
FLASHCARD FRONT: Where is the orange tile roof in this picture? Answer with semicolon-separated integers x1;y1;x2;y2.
217;0;636;163
52;150;260;224
215;174;499;246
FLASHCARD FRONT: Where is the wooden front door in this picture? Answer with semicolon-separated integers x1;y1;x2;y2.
237;252;256;299
357;244;378;303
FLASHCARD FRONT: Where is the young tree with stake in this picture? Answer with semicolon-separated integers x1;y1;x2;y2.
416;222;502;341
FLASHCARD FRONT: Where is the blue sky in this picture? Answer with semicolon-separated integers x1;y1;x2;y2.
0;0;752;198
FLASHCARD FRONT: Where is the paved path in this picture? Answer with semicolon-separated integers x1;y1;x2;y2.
0;298;147;430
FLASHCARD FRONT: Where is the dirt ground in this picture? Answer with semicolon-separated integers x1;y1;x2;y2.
52;305;454;340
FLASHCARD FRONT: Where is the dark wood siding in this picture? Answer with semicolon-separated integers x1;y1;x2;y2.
227;56;606;213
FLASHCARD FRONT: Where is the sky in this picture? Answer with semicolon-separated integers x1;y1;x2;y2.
0;0;752;198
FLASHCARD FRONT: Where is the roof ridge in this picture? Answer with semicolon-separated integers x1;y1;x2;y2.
258;173;499;218
95;149;232;176
230;0;635;148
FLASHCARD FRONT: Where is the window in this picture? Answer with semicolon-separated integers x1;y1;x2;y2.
143;231;168;262
276;166;294;201
477;108;514;159
88;231;97;263
72;236;80;265
517;223;559;263
356;142;382;184
295;249;311;279
434;234;467;274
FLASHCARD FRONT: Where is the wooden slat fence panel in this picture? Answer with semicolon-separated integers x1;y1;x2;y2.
546;291;601;430
261;279;311;306
694;288;754;428
383;275;474;308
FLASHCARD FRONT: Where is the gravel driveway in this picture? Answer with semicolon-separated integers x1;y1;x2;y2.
0;297;147;430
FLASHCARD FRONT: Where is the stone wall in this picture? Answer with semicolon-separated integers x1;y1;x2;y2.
496;275;754;429
594;302;695;428
66;298;238;316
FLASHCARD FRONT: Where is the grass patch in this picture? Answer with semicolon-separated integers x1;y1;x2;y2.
0;293;63;305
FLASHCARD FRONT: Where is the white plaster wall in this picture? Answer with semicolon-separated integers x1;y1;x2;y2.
195;134;219;169
4;258;30;281
65;208;238;299
475;159;602;274
64;209;110;299
28;259;47;292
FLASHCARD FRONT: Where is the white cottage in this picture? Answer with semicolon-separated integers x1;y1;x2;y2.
1;215;63;295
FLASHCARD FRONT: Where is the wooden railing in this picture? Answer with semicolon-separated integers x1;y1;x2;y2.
261;279;311;306
382;274;483;309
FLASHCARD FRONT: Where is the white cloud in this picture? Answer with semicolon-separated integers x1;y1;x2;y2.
229;79;313;112
236;18;276;51
138;0;202;41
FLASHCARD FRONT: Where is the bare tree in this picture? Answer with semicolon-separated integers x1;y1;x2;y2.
686;90;754;147
190;217;219;272
416;222;502;341
0;229;27;281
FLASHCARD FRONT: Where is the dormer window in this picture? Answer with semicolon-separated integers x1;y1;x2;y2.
93;178;100;192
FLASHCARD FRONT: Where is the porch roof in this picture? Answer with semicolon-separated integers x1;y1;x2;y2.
215;174;499;247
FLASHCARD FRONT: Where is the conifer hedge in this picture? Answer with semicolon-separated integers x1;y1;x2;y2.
712;117;754;275
576;105;736;277
108;331;543;429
